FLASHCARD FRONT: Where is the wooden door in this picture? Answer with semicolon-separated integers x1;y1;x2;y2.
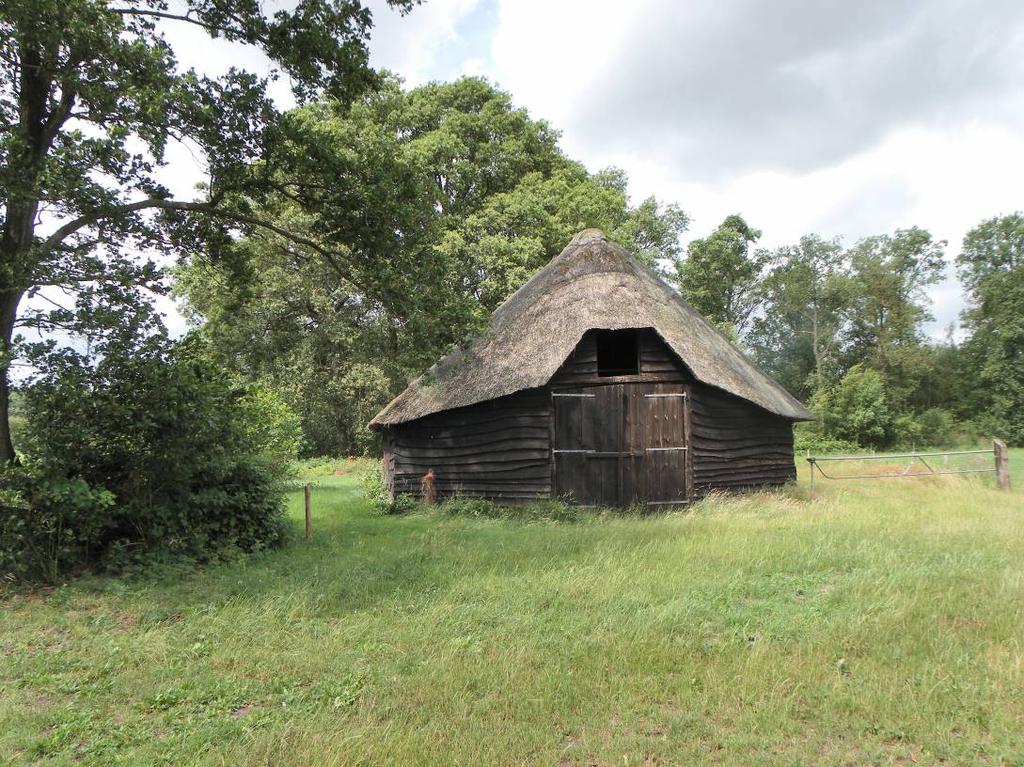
635;384;688;508
552;386;621;506
552;384;688;507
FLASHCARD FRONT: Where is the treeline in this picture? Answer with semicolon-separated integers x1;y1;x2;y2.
675;214;1024;450
178;77;1024;455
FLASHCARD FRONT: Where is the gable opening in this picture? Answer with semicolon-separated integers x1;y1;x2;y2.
596;328;640;376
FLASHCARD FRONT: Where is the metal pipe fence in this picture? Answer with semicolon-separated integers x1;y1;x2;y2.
806;440;1011;492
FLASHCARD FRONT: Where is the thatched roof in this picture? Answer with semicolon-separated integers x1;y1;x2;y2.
371;229;814;427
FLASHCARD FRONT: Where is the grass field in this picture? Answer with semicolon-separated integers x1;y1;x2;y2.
2;453;1023;766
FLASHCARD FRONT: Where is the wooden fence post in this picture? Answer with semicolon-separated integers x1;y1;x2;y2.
304;483;312;541
994;439;1010;491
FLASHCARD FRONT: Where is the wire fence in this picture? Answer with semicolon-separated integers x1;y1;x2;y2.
806;441;1011;492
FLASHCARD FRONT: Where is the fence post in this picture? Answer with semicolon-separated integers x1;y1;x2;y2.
304;483;312;541
993;439;1011;491
808;457;816;493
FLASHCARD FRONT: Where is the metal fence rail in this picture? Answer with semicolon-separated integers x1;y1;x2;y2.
806;440;1011;492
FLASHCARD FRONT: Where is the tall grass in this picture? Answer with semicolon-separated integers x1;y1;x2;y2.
1;456;1022;765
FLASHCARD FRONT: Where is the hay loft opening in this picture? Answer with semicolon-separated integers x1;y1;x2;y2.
596;328;640;376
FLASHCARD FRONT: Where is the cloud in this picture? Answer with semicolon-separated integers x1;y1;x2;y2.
367;0;486;85
490;0;1024;181
480;0;1024;337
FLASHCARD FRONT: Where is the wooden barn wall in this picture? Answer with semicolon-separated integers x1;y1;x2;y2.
689;384;796;493
384;388;551;502
549;327;690;387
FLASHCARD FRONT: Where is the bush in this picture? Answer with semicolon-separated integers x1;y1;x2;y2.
437;495;583;522
812;365;895;448
361;467;416;515
893;413;923;448
2;333;295;582
0;463;115;582
916;408;957;448
236;386;304;465
793;427;860;456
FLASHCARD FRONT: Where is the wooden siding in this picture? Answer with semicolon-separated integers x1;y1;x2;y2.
689;384;796;493
549;327;690;388
384;388;551;502
379;330;798;506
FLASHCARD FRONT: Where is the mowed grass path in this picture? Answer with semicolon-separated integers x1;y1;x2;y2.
2;455;1023;766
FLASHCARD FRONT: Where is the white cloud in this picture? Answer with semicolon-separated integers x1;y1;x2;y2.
368;0;484;84
482;0;1024;338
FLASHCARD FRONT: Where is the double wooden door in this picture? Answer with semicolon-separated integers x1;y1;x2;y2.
552;383;689;507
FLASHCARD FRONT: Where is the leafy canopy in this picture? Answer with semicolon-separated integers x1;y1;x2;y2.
178;77;689;455
674;214;765;336
956;213;1024;442
0;0;414;461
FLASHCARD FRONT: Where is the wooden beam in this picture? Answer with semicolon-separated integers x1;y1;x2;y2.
994;439;1011;491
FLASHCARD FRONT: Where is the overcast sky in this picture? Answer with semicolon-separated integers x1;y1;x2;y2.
363;0;1024;337
138;0;1024;338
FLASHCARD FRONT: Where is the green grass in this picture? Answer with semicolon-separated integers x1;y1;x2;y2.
2;455;1023;766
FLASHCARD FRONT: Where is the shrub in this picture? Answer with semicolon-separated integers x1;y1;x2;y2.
916;408;957;448
236;386;304;466
437;495;584;522
361;467;416;515
0;463;115;582
792;427;860;456
893;414;923;448
812;365;895;448
2;333;294;582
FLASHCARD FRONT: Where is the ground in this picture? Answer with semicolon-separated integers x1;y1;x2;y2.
1;453;1023;766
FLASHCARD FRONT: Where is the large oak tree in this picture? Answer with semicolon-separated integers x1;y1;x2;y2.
0;0;414;462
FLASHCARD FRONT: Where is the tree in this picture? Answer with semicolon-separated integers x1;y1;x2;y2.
673;214;765;335
956;213;1024;443
840;227;946;408
177;77;688;455
747;234;846;398
0;0;415;462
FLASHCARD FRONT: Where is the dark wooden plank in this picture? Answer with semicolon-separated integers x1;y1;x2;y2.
689;381;797;493
386;387;552;502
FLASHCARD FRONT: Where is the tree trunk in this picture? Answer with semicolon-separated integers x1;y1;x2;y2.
811;300;821;386
0;288;22;464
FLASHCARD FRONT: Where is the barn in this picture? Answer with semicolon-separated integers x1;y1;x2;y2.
369;229;814;508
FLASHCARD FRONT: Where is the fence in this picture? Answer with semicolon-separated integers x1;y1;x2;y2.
806;439;1011;492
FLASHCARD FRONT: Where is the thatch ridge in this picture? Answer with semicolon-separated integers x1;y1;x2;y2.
370;230;813;426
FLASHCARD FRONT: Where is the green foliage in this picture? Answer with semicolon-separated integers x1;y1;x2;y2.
748;234;846;399
236;386;304;465
792;426;859;456
914;408;958;448
360;466;415;516
0;0;414;461
892;413;923;448
956;213;1024;444
437;496;582;523
178;77;687;456
840;228;947;405
0;463;115;582
674;214;765;335
812;365;895;448
1;332;292;581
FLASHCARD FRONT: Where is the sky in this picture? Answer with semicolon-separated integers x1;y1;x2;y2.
362;0;1024;337
88;0;1024;340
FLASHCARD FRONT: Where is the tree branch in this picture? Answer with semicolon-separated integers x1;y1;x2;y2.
35;197;364;290
106;8;239;38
